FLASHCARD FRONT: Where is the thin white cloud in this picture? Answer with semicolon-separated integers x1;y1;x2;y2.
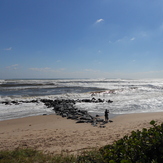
4;47;12;51
115;36;135;43
6;64;18;70
139;31;148;38
115;36;127;43
29;67;51;72
59;68;65;71
130;37;135;41
84;69;101;73
117;39;122;42
159;23;163;31
115;37;126;43
142;70;163;74
29;67;65;73
95;19;104;24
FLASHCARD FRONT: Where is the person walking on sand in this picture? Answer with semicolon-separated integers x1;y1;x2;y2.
105;109;109;122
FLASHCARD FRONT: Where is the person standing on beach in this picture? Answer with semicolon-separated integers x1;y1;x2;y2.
105;109;109;122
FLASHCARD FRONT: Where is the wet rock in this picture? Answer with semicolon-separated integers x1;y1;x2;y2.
99;125;106;128
1;101;11;105
96;118;104;122
62;113;67;117
108;99;113;103
81;99;91;102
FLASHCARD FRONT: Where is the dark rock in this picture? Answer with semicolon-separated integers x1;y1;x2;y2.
2;101;11;105
108;99;113;103
96;118;104;122
80;116;92;121
78;110;88;114
97;98;104;102
62;113;67;117
76;120;85;123
11;101;19;105
67;114;79;120
91;97;96;101
82;99;91;102
99;125;106;128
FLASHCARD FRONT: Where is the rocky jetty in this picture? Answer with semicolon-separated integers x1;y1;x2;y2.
1;97;113;127
40;99;106;126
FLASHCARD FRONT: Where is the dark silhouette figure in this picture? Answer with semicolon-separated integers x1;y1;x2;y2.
105;109;109;122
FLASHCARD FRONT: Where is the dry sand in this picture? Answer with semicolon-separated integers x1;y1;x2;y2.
0;112;163;155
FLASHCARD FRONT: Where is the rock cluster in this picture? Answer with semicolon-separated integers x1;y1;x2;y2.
76;97;113;103
1;100;39;105
40;99;105;126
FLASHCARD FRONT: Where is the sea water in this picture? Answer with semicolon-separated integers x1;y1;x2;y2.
0;78;163;121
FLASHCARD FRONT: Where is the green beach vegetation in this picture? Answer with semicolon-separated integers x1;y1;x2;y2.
1;120;163;163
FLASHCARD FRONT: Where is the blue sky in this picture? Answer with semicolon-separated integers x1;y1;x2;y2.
1;0;163;79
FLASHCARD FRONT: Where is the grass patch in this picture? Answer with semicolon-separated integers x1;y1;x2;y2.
0;148;103;163
0;148;54;163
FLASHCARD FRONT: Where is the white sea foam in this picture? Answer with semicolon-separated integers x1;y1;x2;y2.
0;102;54;121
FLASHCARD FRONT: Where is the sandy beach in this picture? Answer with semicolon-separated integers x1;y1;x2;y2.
0;112;163;155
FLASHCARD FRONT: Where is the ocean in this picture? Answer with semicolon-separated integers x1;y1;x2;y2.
0;78;163;121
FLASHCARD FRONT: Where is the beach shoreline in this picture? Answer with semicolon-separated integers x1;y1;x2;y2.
0;112;163;155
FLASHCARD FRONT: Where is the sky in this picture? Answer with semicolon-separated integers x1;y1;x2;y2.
1;0;163;79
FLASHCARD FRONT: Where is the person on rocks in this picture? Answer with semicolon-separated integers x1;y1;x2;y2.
104;109;109;123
